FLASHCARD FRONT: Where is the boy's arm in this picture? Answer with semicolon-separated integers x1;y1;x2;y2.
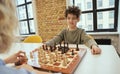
45;29;65;46
80;30;97;48
81;30;101;54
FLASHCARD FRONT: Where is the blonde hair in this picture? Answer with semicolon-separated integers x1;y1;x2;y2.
0;0;18;53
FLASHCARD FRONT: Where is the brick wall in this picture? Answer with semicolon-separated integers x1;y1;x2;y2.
35;0;67;42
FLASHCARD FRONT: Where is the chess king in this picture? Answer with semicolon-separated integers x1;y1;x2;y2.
44;6;101;55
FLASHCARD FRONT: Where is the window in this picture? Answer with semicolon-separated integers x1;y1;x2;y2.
109;11;114;18
77;3;81;9
98;24;103;29
109;23;114;28
88;24;93;30
109;0;114;6
71;0;119;32
87;2;92;9
87;13;92;20
97;0;103;8
77;13;93;31
97;12;103;19
16;0;35;35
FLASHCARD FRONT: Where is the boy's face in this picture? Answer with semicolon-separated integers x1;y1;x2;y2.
66;14;80;28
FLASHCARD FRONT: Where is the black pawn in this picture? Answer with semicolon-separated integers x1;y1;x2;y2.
76;44;79;51
59;42;61;48
50;46;53;52
54;43;56;50
66;42;69;51
42;45;45;50
71;50;74;55
46;45;48;50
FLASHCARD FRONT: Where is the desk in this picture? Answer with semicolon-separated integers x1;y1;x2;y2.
0;43;120;74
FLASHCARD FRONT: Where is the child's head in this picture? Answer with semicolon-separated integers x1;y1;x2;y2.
65;6;81;29
0;0;17;53
65;6;81;18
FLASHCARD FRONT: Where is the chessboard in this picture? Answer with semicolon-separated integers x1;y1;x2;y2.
28;43;87;74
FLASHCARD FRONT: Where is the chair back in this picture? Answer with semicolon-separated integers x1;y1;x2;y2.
23;35;42;43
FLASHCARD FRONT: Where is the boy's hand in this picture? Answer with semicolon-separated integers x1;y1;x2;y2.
91;45;101;55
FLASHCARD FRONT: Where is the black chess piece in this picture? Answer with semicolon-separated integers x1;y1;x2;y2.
66;42;69;51
59;42;61;47
53;43;56;50
50;46;54;52
58;42;62;51
76;44;79;51
42;45;45;50
71;50;74;55
45;45;48;50
63;41;66;53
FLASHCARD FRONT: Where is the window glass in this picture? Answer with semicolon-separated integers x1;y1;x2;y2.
17;6;27;20
87;2;92;9
77;13;93;31
16;0;35;35
16;0;25;5
97;11;114;29
97;12;103;19
109;11;114;18
97;24;103;29
109;23;114;28
29;20;36;33
27;4;33;18
75;0;93;11
19;21;29;34
109;0;115;7
97;0;115;9
27;0;32;2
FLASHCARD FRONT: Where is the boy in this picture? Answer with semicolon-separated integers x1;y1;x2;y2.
45;6;101;54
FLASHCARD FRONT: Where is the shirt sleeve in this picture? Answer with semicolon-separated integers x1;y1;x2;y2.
81;30;97;48
0;66;35;74
0;59;35;74
0;59;6;66
45;29;65;46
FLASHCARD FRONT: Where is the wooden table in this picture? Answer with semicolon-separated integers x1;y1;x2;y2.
0;43;120;74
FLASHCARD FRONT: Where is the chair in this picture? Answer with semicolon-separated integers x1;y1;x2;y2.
23;35;42;43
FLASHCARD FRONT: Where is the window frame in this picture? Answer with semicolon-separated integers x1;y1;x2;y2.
72;0;119;32
16;0;35;35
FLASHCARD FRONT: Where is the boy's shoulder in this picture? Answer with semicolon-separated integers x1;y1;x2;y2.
60;28;85;34
77;28;84;31
62;28;84;31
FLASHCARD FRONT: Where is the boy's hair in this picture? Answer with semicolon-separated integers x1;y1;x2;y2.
65;6;81;18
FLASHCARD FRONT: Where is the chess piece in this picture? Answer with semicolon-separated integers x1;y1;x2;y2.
49;53;54;64
57;54;61;62
67;42;69;50
55;49;58;56
45;45;48;50
62;54;68;66
59;42;61;47
42;45;45;50
76;44;79;51
50;46;53;52
30;52;33;59
72;50;74;55
53;43;56;50
42;52;48;64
